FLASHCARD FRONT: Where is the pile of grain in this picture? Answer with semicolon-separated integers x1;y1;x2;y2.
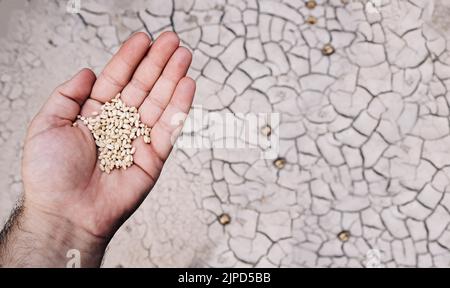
77;93;151;173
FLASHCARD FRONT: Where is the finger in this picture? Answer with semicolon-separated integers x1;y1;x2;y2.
90;32;152;103
40;68;96;121
79;98;102;118
120;31;180;108
132;137;164;184
137;47;192;126
79;45;189;122
146;77;195;162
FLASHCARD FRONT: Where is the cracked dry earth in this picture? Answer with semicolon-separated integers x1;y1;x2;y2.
2;0;450;268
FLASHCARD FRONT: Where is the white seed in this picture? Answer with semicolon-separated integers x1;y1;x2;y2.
77;93;152;173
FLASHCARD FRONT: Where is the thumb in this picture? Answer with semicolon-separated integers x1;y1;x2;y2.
39;68;96;122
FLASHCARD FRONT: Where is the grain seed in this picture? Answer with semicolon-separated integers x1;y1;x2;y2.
78;93;152;173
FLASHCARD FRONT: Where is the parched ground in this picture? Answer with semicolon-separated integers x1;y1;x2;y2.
1;0;450;267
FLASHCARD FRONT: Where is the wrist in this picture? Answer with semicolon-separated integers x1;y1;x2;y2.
1;201;107;267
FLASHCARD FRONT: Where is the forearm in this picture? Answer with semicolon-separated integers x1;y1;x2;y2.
0;201;107;268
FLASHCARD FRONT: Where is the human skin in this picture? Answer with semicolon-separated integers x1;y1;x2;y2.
0;32;195;267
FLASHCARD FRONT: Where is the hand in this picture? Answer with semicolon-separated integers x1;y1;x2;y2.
0;32;195;267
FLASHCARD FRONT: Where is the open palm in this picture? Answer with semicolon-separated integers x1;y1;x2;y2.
22;32;195;240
